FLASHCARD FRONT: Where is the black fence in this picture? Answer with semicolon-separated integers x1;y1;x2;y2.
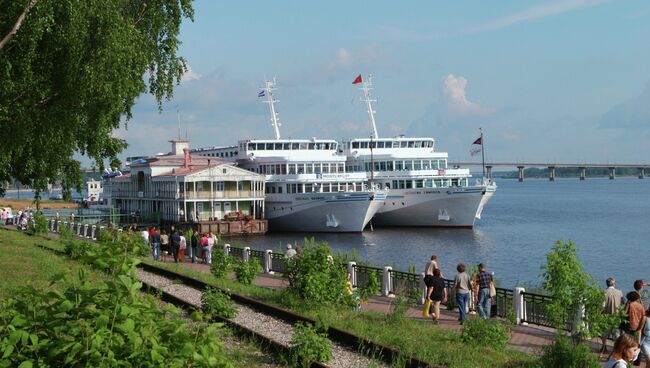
248;249;266;266
353;264;383;289
229;246;245;260
269;252;288;273
520;291;556;328
389;269;420;301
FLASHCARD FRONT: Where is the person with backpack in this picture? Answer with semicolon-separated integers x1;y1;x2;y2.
622;292;646;342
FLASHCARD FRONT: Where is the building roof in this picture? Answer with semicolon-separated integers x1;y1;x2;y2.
130;154;226;167
157;163;231;177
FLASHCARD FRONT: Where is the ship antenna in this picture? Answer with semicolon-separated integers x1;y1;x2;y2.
262;78;282;140
359;75;379;139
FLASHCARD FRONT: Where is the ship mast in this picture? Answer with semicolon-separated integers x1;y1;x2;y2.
262;78;282;140
359;75;379;139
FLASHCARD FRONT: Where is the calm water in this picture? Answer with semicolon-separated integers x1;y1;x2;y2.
238;178;650;291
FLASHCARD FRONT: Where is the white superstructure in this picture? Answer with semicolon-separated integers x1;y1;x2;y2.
342;75;496;227
193;79;385;232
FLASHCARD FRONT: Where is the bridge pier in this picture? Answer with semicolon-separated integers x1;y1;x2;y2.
517;166;525;182
608;167;616;180
579;167;586;181
486;165;493;181
548;166;556;181
639;168;645;179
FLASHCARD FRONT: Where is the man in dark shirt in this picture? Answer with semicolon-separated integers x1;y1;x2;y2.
149;227;161;261
170;230;181;263
476;263;493;319
191;230;199;263
429;268;447;324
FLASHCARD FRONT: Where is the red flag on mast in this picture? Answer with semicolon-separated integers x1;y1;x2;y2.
352;74;363;84
472;137;482;145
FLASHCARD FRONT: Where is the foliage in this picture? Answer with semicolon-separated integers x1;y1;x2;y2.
388;295;409;323
460;318;511;349
211;248;232;278
201;287;238;319
84;230;149;275
541;240;620;341
26;213;47;235
289;322;332;367
285;238;351;307
0;246;232;367
63;239;93;260
538;334;600;368
358;272;381;302
0;0;194;198
233;258;260;285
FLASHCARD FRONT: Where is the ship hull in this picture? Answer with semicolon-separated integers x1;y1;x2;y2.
266;192;385;233
373;186;494;228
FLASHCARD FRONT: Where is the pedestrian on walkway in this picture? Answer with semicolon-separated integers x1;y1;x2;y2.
150;227;161;261
199;233;208;263
425;255;438;276
454;263;471;324
170;230;181;263
160;230;169;262
623;292;646;341
604;334;640;368
179;231;186;262
191;230;199;263
206;232;216;264
601;277;625;357
285;244;297;258
428;268;447;324
634;280;650;309
476;263;493;319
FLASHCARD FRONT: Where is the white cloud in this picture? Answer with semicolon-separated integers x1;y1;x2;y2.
443;74;488;115
465;0;609;34
181;65;201;82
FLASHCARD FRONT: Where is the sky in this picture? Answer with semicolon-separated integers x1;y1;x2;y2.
113;0;650;164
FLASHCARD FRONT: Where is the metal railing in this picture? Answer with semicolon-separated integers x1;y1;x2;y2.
248;249;266;266
269;252;288;273
353;264;383;289
520;291;556;328
493;287;514;318
389;269;420;300
229;246;246;260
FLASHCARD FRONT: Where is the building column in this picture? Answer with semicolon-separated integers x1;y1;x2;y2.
548;166;556;181
486;165;493;180
608;167;616;180
517;166;525;182
579;167;586;181
638;168;645;179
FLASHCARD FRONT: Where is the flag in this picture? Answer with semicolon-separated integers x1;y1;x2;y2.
470;147;482;156
352;74;362;84
258;90;265;98
472;137;482;145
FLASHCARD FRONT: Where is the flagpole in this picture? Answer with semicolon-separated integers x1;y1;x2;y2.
480;128;486;183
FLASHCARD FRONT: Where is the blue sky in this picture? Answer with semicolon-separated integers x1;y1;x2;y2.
115;0;650;164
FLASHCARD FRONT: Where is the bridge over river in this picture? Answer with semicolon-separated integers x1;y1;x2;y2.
448;162;650;181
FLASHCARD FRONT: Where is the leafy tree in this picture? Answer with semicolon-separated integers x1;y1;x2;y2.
0;0;194;199
541;240;620;342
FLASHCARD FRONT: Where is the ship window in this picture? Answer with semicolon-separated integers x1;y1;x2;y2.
280;164;287;175
407;141;414;148
441;160;447;168
274;143;282;150
297;164;305;174
360;142;369;149
292;143;299;150
332;143;337;150
435;179;443;187
400;141;407;148
308;143;315;149
377;141;385;149
304;184;313;193
322;183;330;192
405;180;413;189
414;160;422;170
338;163;344;173
364;162;370;171
277;186;283;193
283;143;291;150
387;161;394;171
395;161;403;170
322;163;330;173
288;164;296;174
404;160;413;170
379;162;386;171
314;163;321;174
374;162;380;171
247;143;253;150
415;179;424;188
265;143;273;150
298;143;307;150
355;183;363;191
352;142;360;149
452;179;459;187
415;141;422;148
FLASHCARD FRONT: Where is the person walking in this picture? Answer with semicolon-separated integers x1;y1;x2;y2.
428;268;447;324
170;230;181;263
634;280;650;309
600;278;625;357
285;244;297;258
476;263;493;319
160;230;169;262
179;231;187;262
191;230;199;263
454;263;471;324
206;232;216;265
604;334;641;368
199;233;208;264
623;292;646;342
149;227;161;261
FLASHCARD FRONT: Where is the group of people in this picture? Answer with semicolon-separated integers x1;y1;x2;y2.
136;225;217;265
423;255;495;325
600;277;650;367
4;208;35;230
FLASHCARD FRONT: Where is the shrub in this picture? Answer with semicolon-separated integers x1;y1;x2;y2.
211;248;232;278
26;212;48;235
388;295;409;323
233;258;260;285
538;334;600;368
64;239;93;259
289;322;332;367
358;272;380;302
460;318;511;349
284;238;350;307
201;287;238;319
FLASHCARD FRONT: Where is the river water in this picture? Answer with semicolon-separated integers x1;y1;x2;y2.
239;178;650;292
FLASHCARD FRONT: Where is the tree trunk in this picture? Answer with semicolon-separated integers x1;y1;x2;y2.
0;0;39;50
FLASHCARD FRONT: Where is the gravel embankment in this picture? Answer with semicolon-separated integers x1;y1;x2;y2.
135;269;388;368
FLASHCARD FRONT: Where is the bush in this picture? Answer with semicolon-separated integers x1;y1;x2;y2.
284;238;351;307
26;212;48;235
289;322;332;367
201;287;238;319
64;239;93;259
388;295;409;323
233;258;260;285
460;317;512;349
538;334;600;368
358;272;380;302
211;248;232;278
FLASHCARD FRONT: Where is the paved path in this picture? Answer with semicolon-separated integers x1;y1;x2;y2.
155;257;625;360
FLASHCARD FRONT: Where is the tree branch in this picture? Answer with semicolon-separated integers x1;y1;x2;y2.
0;0;39;50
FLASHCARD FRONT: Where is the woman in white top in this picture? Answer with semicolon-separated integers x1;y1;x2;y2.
179;233;187;262
605;333;640;368
206;232;216;265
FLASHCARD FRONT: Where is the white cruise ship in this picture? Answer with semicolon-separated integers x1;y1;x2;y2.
193;79;385;232
342;75;496;228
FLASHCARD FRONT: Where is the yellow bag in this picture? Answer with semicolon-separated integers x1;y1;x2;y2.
422;299;432;317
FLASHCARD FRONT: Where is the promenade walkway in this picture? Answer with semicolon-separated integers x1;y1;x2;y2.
160;258;617;360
